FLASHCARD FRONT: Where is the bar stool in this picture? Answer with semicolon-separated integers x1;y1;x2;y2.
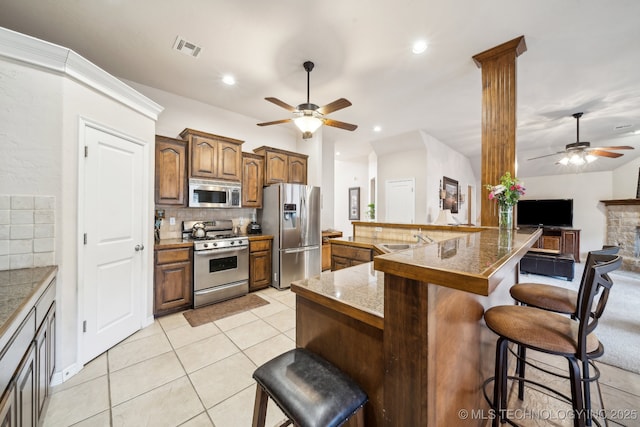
252;348;368;427
511;246;619;316
509;246;620;407
484;253;622;427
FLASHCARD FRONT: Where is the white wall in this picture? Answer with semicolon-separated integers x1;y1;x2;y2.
370;130;478;225
0;54;157;382
612;156;640;199
334;157;369;237
125;80;297;154
520;171;612;260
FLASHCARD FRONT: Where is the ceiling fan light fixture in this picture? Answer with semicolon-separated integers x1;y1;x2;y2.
586;154;597;163
294;112;322;137
558;157;570;165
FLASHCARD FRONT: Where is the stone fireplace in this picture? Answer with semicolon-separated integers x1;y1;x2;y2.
602;199;640;272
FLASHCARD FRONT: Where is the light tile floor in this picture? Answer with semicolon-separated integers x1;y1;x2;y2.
41;286;640;427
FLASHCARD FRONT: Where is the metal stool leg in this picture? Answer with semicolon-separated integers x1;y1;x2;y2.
516;344;527;400
567;357;586;427
493;337;509;426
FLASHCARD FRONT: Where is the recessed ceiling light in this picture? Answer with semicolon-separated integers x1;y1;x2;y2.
336;151;341;156
412;40;428;54
373;126;382;132
634;130;640;135
222;75;236;85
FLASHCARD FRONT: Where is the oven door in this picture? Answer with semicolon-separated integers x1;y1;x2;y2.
193;246;249;307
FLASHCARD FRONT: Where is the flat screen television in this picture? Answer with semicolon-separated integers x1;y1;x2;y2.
517;199;573;228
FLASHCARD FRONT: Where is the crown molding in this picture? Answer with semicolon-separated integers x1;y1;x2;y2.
0;26;163;120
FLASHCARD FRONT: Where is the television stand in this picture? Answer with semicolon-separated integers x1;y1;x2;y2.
520;227;581;262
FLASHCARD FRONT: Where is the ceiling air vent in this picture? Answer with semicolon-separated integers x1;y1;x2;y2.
173;36;202;58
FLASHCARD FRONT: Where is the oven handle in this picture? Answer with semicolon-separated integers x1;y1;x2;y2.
194;246;248;256
283;245;320;254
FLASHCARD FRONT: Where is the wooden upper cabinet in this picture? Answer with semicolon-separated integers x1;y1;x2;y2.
253;146;308;185
155;135;187;206
288;153;307;184
180;128;243;181
242;153;264;208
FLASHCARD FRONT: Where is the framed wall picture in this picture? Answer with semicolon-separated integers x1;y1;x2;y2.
442;176;459;213
349;187;360;220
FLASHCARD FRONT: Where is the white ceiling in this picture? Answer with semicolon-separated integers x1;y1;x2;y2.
1;0;639;178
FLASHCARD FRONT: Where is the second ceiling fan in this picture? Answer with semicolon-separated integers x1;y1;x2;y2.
528;112;634;165
257;61;357;139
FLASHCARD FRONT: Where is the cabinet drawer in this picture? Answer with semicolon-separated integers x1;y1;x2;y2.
0;309;35;395
250;240;271;252
332;245;372;263
156;248;191;264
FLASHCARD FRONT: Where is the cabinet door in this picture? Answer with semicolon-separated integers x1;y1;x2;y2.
0;382;15;427
562;230;580;262
264;151;288;185
155;136;187;205
322;244;331;271
242;155;264;208
190;136;217;179
331;256;351;272
35;321;47;424
288;154;307;184
541;236;561;252
154;256;193;316
48;306;55;383
216;141;242;181
250;250;272;291
15;344;35;427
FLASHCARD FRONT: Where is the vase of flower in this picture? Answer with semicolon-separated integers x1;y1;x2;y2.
485;172;525;230
498;205;513;230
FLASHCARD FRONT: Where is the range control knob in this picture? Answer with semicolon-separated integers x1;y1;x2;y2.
213;242;218;247
203;243;208;248
230;241;235;245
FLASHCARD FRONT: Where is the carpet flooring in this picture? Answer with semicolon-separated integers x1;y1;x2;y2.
519;262;640;374
183;294;269;327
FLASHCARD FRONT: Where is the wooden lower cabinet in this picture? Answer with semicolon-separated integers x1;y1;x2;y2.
331;243;373;271
154;247;193;316
322;231;343;271
531;227;581;262
249;238;272;291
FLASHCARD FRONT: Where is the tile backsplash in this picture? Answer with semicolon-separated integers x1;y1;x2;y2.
0;195;56;271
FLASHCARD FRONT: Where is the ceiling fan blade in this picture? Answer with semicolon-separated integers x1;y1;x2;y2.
265;97;297;112
527;151;565;161
257;118;292;127
595;146;634;150
589;149;623;158
317;98;352;115
323;118;358;131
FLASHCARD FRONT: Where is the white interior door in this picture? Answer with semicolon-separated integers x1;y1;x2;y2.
80;123;145;363
385;179;415;223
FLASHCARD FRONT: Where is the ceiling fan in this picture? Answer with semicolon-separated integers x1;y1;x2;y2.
528;112;634;165
257;61;357;139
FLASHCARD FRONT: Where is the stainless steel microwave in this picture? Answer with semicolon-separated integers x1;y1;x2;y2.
188;179;241;208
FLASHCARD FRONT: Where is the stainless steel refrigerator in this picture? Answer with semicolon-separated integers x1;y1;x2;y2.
261;183;321;289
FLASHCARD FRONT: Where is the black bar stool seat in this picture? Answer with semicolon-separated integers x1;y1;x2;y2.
252;348;368;427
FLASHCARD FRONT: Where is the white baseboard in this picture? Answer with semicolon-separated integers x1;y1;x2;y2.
51;362;83;386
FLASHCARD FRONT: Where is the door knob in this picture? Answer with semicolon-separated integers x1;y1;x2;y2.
135;244;145;252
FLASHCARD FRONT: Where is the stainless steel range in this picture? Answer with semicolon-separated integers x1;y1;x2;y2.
182;220;249;308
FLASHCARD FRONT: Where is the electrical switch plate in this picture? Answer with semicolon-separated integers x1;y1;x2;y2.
169;217;176;225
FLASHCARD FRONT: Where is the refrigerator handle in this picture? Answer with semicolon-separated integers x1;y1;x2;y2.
283;245;320;254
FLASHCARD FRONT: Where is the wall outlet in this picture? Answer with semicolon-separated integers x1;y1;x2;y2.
169;217;176;225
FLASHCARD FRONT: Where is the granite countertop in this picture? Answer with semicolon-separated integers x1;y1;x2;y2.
0;265;58;348
374;228;541;296
292;228;541;325
291;262;384;329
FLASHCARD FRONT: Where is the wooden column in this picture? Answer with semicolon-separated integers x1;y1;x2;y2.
473;36;527;226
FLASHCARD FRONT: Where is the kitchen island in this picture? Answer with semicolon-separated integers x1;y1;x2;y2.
291;227;541;426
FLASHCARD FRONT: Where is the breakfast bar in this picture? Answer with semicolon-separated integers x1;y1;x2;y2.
291;227;541;426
